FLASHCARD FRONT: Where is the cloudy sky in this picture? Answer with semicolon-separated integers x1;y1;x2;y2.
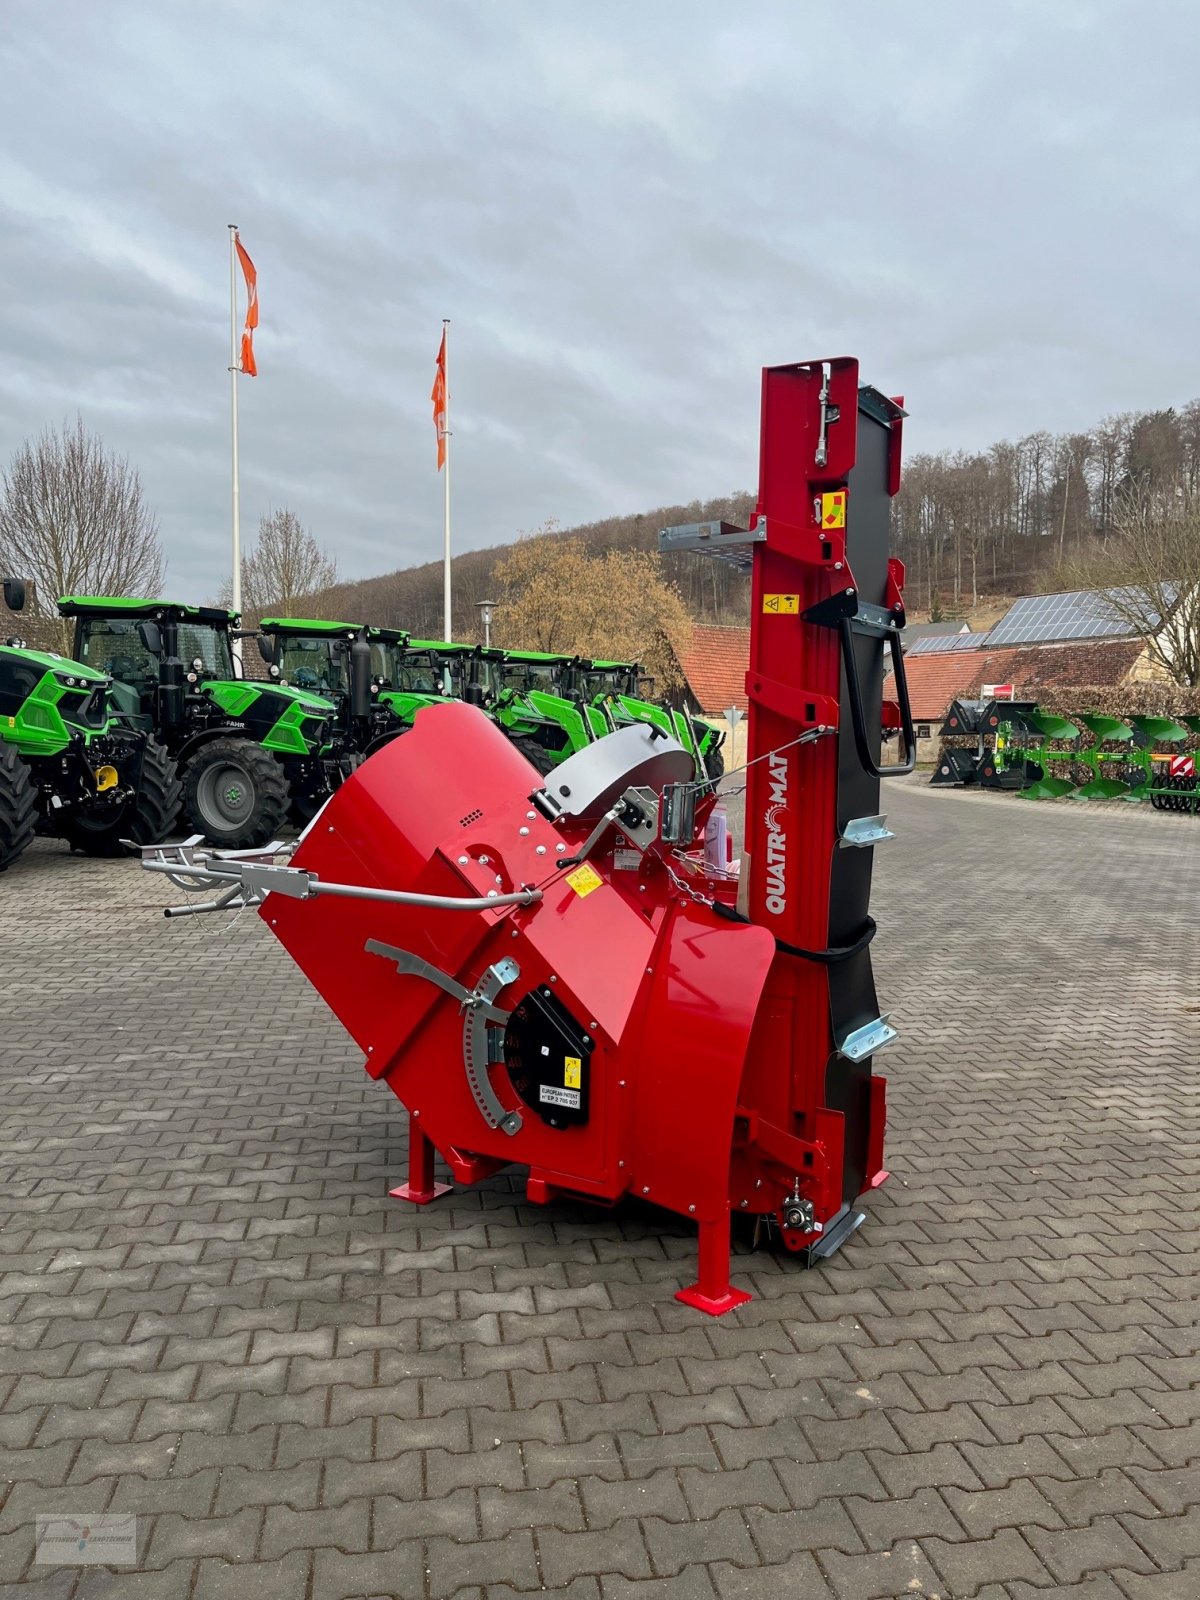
1;1;1197;601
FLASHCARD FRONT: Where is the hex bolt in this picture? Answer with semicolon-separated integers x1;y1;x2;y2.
589;1021;598;1030
487;890;497;898
641;1186;650;1195
519;826;530;837
479;854;490;865
495;875;502;884
536;844;548;856
555;843;566;853
458;855;468;865
688;1204;696;1214
739;1199;749;1208
526;810;536;819
617;1160;624;1168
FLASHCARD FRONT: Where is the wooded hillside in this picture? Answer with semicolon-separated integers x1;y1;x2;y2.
273;398;1200;639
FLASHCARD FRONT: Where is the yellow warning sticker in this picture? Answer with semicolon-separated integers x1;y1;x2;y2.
565;863;603;898
564;1056;582;1089
762;593;800;615
820;490;847;529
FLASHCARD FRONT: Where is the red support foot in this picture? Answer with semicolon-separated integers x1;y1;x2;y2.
389;1115;451;1205
675;1216;751;1316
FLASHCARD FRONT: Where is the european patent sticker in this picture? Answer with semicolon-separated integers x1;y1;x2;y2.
565;863;603;898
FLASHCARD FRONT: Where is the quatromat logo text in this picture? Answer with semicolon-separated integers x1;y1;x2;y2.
764;750;788;915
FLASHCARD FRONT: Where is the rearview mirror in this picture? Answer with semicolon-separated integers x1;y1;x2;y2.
2;578;27;613
137;620;162;656
256;634;276;665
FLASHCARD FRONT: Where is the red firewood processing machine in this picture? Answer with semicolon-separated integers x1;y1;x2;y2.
145;357;914;1313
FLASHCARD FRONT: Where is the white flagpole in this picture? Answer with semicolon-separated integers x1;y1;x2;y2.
442;317;451;641
228;223;243;668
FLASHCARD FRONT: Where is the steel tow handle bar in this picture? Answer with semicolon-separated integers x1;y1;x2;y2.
839;618;916;779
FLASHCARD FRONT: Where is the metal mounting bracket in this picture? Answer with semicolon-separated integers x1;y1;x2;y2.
838;1015;898;1063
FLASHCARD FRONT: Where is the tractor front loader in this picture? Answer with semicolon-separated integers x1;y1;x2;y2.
59;598;336;849
142;355;913;1314
0;579;179;869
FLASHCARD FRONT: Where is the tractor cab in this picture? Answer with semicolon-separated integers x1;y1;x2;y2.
58;597;337;850
575;658;642;699
401;640;496;703
496;648;576;698
60;597;238;729
258;617;364;697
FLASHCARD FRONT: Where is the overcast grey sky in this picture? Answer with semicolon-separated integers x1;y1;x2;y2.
1;0;1197;600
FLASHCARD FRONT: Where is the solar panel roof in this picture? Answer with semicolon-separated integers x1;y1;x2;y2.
983;586;1171;648
906;633;988;656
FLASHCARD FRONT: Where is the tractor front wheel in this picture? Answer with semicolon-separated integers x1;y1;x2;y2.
183;738;290;849
509;735;557;776
63;738;182;857
0;744;37;872
701;742;725;784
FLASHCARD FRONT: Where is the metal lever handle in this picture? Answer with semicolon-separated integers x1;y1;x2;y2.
839;618;916;779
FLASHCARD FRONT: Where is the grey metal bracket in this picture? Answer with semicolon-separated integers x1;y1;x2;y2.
838;815;895;849
657;518;766;571
838;1015;898;1063
806;1206;866;1264
366;941;523;1135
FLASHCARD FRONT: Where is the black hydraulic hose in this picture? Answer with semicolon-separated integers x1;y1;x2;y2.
710;899;877;964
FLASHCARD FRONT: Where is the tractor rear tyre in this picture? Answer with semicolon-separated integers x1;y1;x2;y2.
182;738;290;849
0;744;37;872
510;735;557;776
63;738;182;857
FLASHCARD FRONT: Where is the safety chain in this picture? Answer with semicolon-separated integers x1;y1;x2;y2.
661;849;718;908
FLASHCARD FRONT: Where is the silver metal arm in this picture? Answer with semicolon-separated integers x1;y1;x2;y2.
139;840;542;919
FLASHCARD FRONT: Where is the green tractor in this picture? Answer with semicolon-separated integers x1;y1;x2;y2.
257;618;451;776
58;597;337;849
569;656;726;782
0;579;180;870
484;647;725;780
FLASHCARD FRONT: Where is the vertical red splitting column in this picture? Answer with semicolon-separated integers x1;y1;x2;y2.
742;359;862;1145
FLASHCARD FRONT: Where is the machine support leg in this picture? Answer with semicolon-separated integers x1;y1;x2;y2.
675;1215;752;1316
389;1113;452;1204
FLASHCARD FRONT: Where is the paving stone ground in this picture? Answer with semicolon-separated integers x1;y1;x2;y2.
0;777;1197;1599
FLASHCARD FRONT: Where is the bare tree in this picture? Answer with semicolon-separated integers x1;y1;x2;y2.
235;508;338;620
1069;481;1200;686
0;416;163;649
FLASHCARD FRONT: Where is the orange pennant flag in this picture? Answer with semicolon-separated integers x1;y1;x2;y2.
235;236;259;377
431;329;447;469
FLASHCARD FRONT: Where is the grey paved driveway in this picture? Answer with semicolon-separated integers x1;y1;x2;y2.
1;779;1197;1598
